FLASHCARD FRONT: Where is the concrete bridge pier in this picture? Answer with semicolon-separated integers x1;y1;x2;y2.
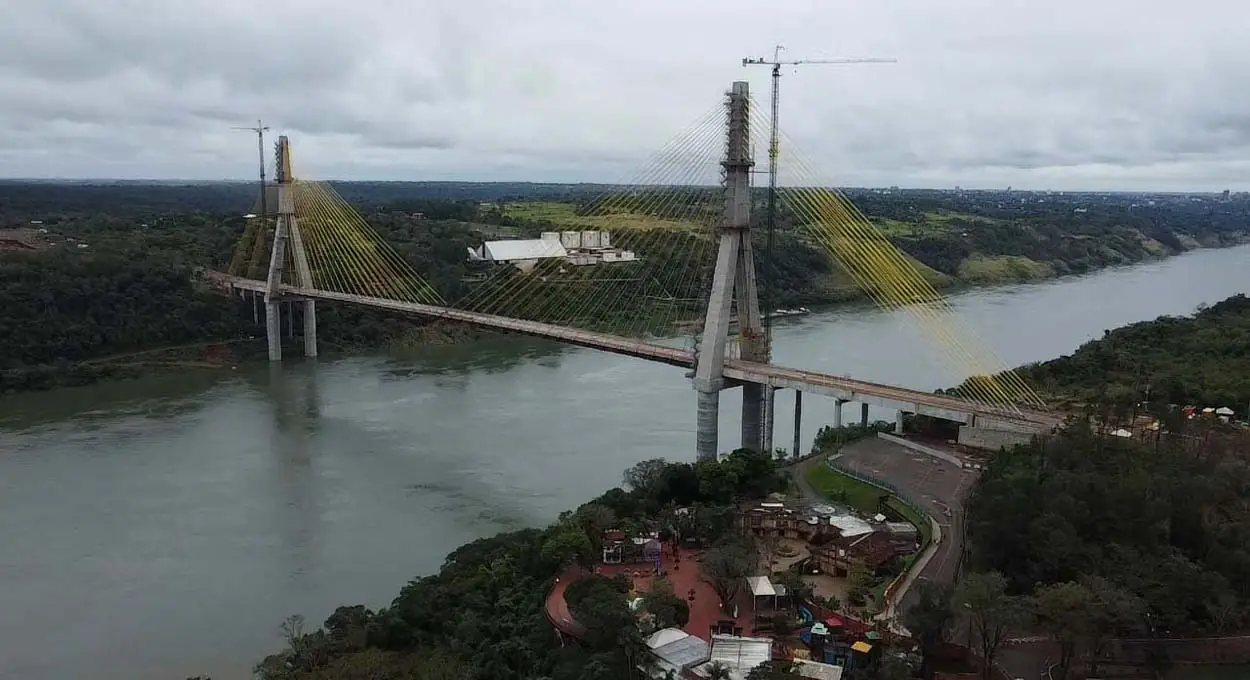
895;409;905;433
833;398;847;428
695;386;721;460
691;80;759;461
792;390;803;458
303;300;318;358
860;402;870;428
741;383;763;454
265;300;282;361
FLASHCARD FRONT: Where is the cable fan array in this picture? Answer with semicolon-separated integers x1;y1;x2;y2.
220;85;1045;414
744;99;1045;412
289;182;443;305
450;102;729;341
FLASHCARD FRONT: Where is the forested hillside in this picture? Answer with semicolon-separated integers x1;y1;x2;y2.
1011;294;1250;410
963;297;1250;640
3;181;1247;393
968;421;1250;636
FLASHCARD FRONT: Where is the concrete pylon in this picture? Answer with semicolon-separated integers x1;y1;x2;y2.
693;81;765;460
264;135;317;361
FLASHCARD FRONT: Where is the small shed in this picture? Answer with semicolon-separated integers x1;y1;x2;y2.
745;575;777;611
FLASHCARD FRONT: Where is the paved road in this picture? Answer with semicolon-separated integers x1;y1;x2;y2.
826;439;1055;679
833;437;979;615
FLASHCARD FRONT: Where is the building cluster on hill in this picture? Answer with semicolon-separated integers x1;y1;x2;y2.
467;230;638;271
560;498;920;680
738;500;919;576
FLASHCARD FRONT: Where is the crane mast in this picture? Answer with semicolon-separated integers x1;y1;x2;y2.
232;120;271;233
741;45;895;455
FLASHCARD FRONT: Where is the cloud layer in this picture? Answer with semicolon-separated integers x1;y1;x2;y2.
1;0;1247;190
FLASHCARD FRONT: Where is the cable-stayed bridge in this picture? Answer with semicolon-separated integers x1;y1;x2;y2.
208;80;1063;458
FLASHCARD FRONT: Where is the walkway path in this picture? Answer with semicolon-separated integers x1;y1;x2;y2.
545;568;587;640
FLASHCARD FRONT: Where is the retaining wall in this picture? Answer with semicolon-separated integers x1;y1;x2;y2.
877;432;963;467
957;425;1033;451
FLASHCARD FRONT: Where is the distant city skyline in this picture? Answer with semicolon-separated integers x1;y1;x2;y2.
2;0;1248;192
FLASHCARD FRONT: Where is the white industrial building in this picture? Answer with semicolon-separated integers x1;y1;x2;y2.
641;630;779;680
467;230;637;272
688;635;774;680
642;628;711;679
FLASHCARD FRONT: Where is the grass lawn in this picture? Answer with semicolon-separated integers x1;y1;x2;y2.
805;462;933;546
866;211;1005;238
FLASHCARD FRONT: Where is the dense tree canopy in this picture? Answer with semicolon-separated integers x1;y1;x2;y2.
1012;294;1250;409
5;181;1246;394
245;447;785;679
967;421;1250;637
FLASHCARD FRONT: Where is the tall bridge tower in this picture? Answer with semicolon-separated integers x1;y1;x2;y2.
693;81;769;460
264;136;318;361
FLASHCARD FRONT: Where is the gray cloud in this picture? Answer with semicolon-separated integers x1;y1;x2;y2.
0;0;1247;190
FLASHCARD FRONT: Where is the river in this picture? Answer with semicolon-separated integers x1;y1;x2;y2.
1;244;1247;680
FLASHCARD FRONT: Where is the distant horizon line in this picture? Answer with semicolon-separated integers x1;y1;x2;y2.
0;177;1239;195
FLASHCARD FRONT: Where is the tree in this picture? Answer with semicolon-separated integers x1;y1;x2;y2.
644;579;691;629
707;661;733;680
1034;581;1088;680
903;580;954;662
746;660;799;679
760;532;782;573
695;459;739;504
1079;575;1145;678
541;522;594;567
1208;592;1242;634
870;653;916;680
846;558;873;608
702;536;758;608
565;576;638;653
623;458;670;495
955;571;1031;680
775;569;815;608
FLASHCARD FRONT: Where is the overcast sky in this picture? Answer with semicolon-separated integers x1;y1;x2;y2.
1;0;1247;190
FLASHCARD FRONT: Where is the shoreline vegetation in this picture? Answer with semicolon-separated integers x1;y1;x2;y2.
233;295;1250;679
946;293;1250;414
6;178;1248;676
4;181;1249;394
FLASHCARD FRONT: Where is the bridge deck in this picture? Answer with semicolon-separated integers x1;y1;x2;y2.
212;274;1060;430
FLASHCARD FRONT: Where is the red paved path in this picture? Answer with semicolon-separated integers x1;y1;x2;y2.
545;546;765;642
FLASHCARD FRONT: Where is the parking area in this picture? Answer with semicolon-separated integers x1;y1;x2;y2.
834;437;980;614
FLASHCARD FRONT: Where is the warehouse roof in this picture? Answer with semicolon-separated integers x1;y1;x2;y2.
483;239;567;261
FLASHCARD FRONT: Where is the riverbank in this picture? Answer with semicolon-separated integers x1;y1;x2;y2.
7;239;1247;398
6;243;1250;680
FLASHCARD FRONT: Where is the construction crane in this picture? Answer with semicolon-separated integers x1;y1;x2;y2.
232;120;270;230
742;45;894;455
741;45;895;333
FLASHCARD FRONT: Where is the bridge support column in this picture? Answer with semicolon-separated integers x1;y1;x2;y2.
696;389;721;461
303;300;318;358
833;399;846;429
265;300;282;362
742;384;763;453
860;403;870;428
792;390;802;459
895;409;905;434
762;387;776;455
691;80;758;461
